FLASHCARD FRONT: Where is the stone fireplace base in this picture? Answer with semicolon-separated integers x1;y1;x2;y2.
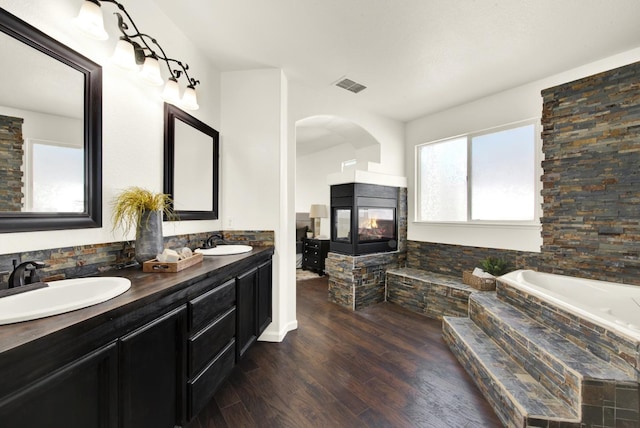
326;251;405;310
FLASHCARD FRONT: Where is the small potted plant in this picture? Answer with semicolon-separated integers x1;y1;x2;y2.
480;257;510;277
112;187;176;264
463;257;510;291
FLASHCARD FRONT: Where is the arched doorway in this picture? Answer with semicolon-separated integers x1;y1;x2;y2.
294;115;381;274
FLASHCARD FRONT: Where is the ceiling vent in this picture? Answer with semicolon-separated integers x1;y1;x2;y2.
335;78;367;94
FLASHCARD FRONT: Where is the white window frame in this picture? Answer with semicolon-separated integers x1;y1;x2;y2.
415;119;542;226
24;138;84;212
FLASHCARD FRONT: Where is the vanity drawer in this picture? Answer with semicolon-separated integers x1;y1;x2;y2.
188;307;236;377
189;278;235;331
188;339;235;419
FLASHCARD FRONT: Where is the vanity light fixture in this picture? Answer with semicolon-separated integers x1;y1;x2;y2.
74;0;200;110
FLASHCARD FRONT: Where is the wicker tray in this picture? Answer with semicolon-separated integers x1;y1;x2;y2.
142;252;203;273
462;270;496;291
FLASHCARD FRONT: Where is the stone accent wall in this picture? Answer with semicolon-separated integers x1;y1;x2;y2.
540;61;640;285
0;230;274;289
0;115;25;211
326;251;405;310
406;241;541;278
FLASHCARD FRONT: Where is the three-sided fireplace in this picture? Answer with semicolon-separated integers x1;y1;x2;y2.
330;183;398;256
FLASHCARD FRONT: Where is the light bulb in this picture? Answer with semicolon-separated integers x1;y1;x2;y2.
139;56;164;86
111;38;138;70
181;85;199;110
161;78;181;105
74;0;108;40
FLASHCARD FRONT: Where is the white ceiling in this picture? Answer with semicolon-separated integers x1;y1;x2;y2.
296;115;379;157
153;0;640;124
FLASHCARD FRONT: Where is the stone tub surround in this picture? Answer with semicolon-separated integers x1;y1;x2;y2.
406;240;542;277
386;268;476;320
496;279;640;381
0;230;274;289
326;251;405;310
444;282;640;428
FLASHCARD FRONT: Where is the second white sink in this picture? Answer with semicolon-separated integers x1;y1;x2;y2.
0;277;131;325
195;245;253;256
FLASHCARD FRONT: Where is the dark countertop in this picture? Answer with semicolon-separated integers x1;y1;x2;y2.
0;245;274;355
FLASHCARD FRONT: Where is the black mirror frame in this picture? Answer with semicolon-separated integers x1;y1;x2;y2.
163;103;219;221
0;8;102;233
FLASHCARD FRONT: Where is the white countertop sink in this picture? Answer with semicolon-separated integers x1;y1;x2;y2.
195;245;253;256
0;277;131;325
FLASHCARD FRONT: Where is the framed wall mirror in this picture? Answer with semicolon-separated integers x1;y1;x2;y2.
0;8;102;233
164;103;219;221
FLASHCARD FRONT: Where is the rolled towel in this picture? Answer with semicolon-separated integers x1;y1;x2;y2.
178;247;193;260
472;267;495;279
157;248;180;263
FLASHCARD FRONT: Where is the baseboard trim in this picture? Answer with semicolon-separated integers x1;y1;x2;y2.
258;319;298;342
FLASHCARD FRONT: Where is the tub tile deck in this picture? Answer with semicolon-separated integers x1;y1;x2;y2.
443;317;580;428
496;279;640;380
471;293;634;381
445;280;640;428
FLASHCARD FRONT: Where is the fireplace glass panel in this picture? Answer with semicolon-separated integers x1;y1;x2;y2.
334;208;351;242
358;208;395;242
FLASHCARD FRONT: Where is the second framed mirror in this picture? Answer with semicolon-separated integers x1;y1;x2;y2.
163;103;219;221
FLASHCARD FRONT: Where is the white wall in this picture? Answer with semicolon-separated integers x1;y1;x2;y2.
406;47;640;252
221;69;297;341
296;142;355;237
290;82;405;177
0;0;222;254
0;107;82;148
290;80;406;247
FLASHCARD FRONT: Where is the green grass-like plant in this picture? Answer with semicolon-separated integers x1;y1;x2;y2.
479;257;510;276
112;187;176;235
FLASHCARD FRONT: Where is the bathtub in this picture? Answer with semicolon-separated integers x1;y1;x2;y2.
498;269;640;342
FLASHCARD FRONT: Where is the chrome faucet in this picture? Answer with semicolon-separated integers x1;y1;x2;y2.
7;260;46;288
204;233;225;248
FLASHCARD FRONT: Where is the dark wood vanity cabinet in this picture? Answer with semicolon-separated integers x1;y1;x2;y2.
257;260;273;336
237;260;273;360
0;250;274;428
119;305;187;428
0;342;118;428
0;306;187;428
187;278;237;419
237;267;258;359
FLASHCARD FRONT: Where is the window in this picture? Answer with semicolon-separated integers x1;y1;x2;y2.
26;140;84;212
417;121;537;223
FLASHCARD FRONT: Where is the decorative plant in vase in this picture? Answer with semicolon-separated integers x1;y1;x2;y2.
112;187;176;264
479;257;510;277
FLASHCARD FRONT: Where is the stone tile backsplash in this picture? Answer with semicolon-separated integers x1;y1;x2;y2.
0;230;274;289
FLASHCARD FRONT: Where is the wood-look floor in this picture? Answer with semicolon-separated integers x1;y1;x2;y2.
187;276;502;428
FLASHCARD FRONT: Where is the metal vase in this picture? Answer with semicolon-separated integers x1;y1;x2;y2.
135;210;163;264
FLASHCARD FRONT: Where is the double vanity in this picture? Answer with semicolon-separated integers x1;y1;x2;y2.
0;245;274;428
